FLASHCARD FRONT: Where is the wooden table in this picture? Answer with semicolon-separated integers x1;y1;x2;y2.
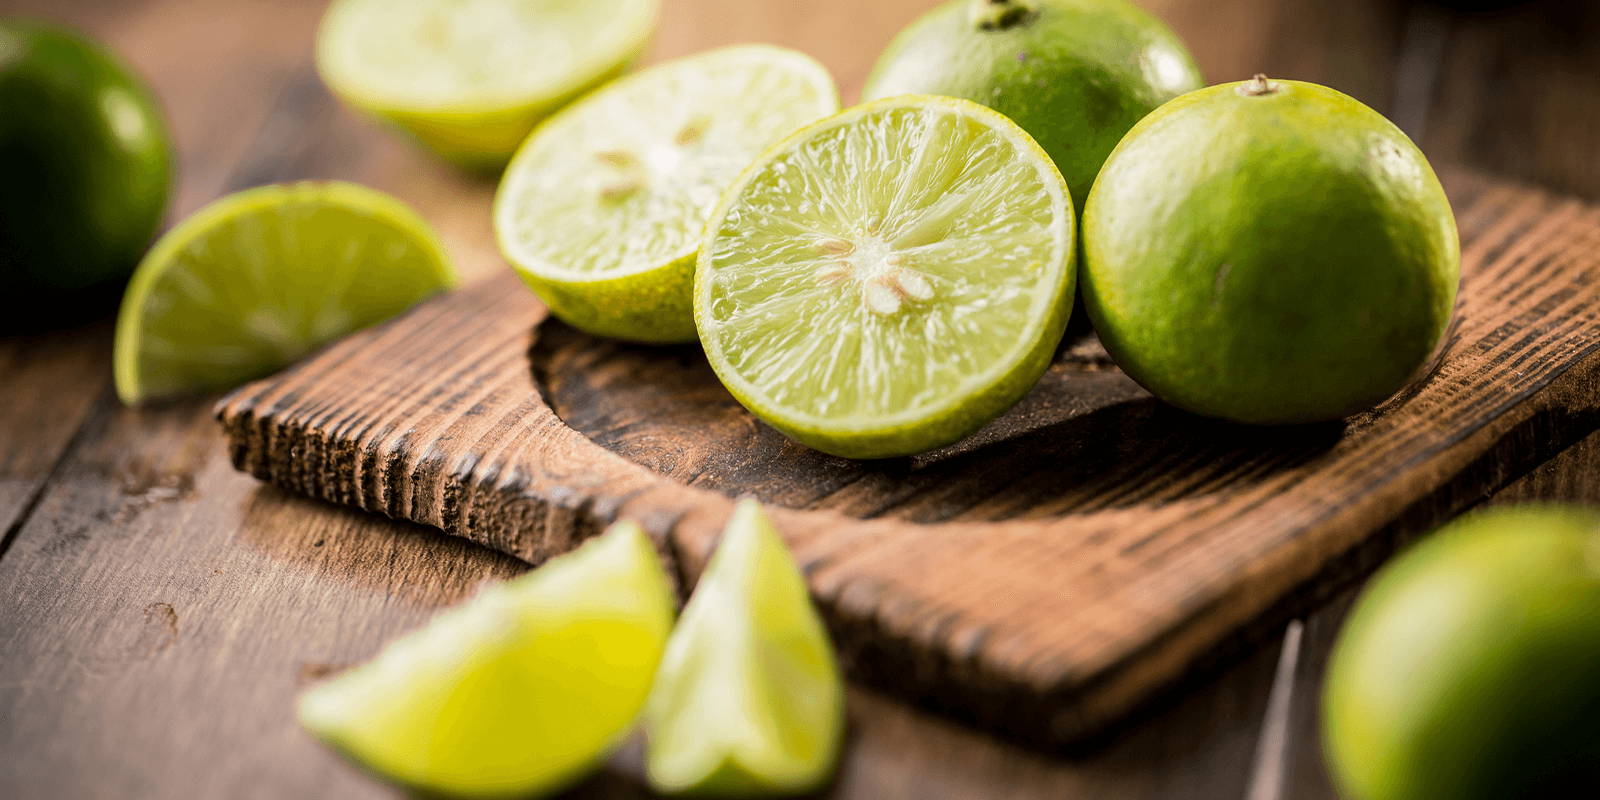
2;1;1596;797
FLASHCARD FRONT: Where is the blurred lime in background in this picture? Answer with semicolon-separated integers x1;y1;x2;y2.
1323;505;1600;800
114;182;456;404
863;0;1202;207
0;18;171;329
316;0;659;172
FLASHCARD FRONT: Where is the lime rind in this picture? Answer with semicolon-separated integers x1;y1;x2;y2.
315;0;660;169
693;95;1075;458
645;499;844;796
298;521;676;798
113;181;456;405
494;44;839;343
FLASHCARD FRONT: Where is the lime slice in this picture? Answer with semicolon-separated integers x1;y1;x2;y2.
298;521;676;798
645;499;844;796
494;45;839;343
113;182;455;405
694;96;1075;458
315;0;659;171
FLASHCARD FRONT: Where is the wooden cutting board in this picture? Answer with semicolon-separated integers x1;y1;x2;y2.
217;171;1600;748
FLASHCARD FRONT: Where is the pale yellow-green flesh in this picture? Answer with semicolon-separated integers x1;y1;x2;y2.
113;182;455;404
298;522;676;798
316;0;658;168
495;45;838;342
646;500;843;796
695;96;1074;458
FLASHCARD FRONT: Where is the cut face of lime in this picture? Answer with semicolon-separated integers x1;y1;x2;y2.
494;45;838;343
113;182;455;405
694;96;1075;458
298;522;676;798
316;0;659;170
646;500;844;796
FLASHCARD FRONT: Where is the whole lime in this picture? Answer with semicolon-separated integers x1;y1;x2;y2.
1322;506;1600;800
862;0;1202;205
0;19;171;327
1081;77;1458;424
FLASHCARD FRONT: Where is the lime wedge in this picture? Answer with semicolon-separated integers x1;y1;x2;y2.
316;0;658;170
494;45;839;343
694;96;1075;458
298;521;676;798
113;182;454;405
645;499;844;796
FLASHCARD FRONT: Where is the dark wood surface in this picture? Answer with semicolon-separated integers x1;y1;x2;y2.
217;169;1600;749
3;0;1598;797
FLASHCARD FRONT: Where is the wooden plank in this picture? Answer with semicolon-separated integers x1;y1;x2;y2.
217;169;1600;747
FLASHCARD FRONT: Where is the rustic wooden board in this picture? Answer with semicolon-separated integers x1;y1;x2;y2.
216;169;1600;747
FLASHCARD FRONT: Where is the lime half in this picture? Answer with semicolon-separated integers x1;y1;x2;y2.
316;0;659;170
494;45;838;342
114;182;455;405
299;521;676;798
694;96;1075;458
646;500;844;796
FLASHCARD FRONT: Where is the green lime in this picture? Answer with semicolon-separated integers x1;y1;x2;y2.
695;95;1075;459
1081;77;1459;424
495;45;838;343
1322;506;1600;800
646;499;843;796
113;182;455;405
0;19;170;326
862;0;1202;206
316;0;659;171
299;521;676;798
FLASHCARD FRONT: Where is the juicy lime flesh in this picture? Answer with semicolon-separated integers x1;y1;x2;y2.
0;20;170;323
318;0;655;111
1322;506;1600;800
495;45;838;342
646;500;843;796
696;97;1074;458
114;182;454;404
1082;79;1459;424
863;0;1203;204
299;522;676;798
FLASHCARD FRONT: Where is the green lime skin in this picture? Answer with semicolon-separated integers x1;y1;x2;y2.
1081;78;1459;424
862;0;1202;206
0;19;171;327
1322;506;1600;800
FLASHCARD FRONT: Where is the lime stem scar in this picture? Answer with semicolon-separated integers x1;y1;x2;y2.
1239;73;1280;96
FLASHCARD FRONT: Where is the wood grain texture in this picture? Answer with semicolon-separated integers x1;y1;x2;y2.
217;169;1600;746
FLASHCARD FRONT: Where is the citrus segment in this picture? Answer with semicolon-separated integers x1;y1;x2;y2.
646;500;844;796
495;45;839;342
298;521;676;798
694;96;1075;458
113;182;455;404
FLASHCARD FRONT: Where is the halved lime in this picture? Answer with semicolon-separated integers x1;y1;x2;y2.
113;182;455;405
315;0;659;171
298;521;676;798
694;96;1075;458
494;45;839;343
645;499;844;796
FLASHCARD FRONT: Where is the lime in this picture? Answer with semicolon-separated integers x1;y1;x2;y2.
316;0;659;171
113;182;455;405
1322;506;1600;800
646;499;843;796
299;521;676;798
494;45;838;343
862;0;1202;206
0;19;170;327
694;95;1075;459
1081;77;1459;424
